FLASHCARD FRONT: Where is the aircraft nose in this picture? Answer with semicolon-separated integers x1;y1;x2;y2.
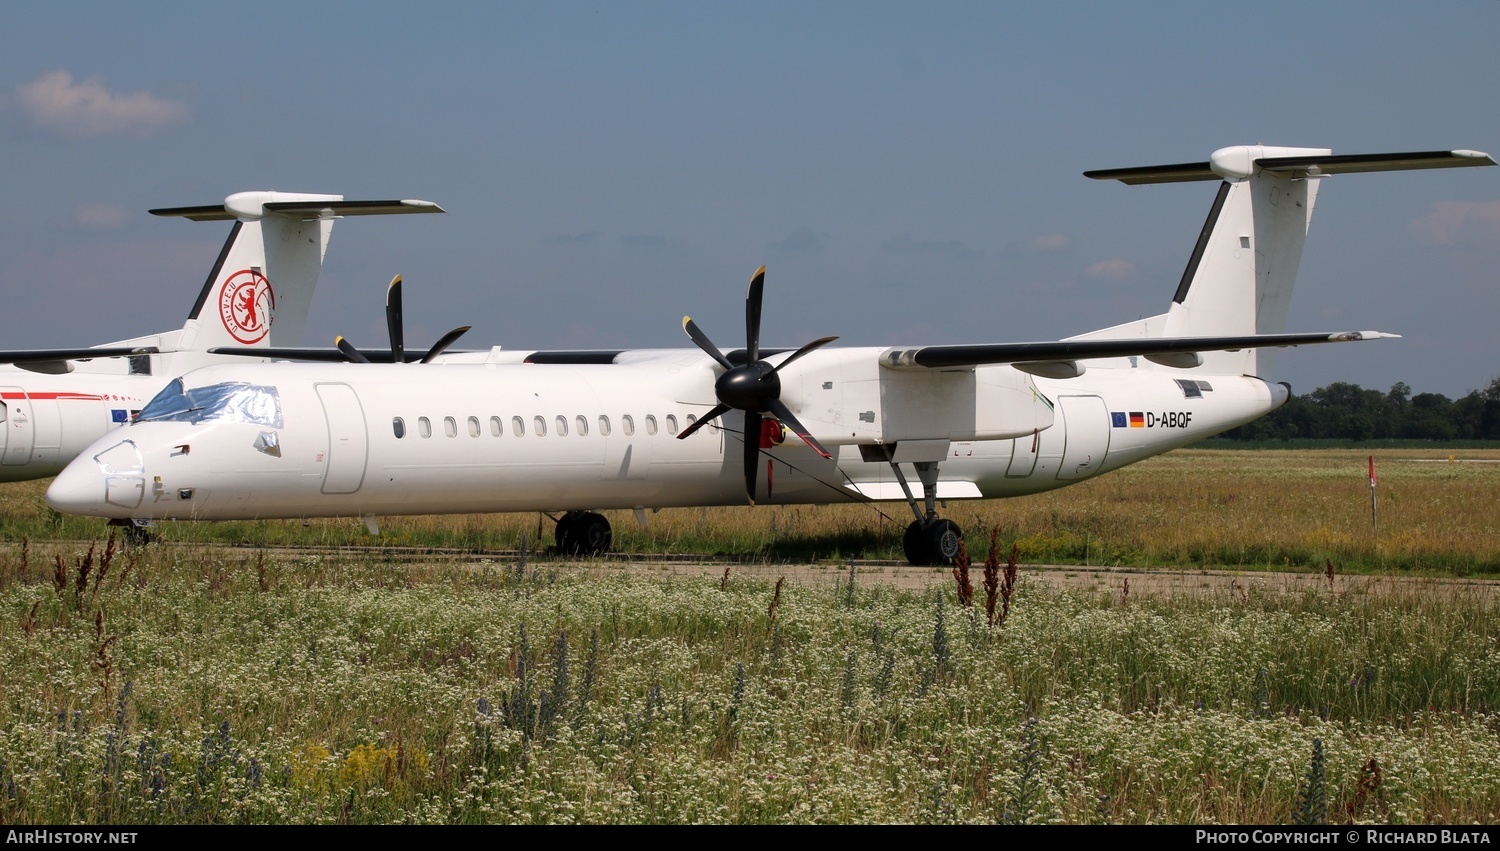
46;459;109;516
46;439;145;518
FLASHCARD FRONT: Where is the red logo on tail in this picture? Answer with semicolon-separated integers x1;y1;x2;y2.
218;270;276;344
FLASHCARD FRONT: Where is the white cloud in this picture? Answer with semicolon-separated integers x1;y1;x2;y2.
541;230;602;245
620;233;684;251
73;203;128;229
1031;233;1067;252
1083;258;1133;280
882;233;967;255
769;226;826;257
1408;200;1500;246
16;70;188;138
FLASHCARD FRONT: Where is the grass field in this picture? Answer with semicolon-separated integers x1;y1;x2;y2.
1;448;1496;824
4;447;1498;576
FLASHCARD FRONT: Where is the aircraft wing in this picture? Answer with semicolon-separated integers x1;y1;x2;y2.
207;347;360;362
212;331;1393;373
0;346;160;367
205;347;484;363
879;330;1397;377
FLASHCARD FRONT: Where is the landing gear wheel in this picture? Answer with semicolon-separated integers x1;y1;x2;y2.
555;511;612;556
903;519;963;566
111;519;155;548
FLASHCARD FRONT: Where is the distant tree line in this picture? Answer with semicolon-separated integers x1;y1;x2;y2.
1217;377;1500;442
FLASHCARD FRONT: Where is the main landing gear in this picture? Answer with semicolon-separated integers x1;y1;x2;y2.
554;510;612;556
904;517;962;566
887;459;964;566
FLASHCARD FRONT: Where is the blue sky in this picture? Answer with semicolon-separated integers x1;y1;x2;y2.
2;2;1497;398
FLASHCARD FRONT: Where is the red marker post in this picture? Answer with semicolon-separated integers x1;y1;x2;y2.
1368;455;1378;533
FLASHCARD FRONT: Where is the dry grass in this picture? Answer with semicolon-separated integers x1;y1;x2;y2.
3;447;1497;576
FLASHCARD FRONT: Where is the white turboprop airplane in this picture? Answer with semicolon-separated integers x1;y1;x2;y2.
44;146;1495;564
0;192;443;482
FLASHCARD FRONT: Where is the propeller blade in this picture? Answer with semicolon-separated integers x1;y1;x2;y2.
676;403;731;440
683;317;735;370
335;336;371;364
743;410;762;503
745;266;765;363
767;398;832;459
770;335;839;374
419;326;472;363
385;275;404;363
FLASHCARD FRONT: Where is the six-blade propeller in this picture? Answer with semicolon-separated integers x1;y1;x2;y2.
335;275;472;364
334;268;834;504
676;266;837;502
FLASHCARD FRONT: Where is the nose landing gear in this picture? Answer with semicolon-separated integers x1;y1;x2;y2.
109;518;157;548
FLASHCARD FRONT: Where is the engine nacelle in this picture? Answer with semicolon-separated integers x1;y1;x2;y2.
776;348;1054;446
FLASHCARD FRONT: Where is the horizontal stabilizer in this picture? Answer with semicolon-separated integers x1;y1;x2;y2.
880;330;1398;371
152;196;444;221
1087;148;1494;184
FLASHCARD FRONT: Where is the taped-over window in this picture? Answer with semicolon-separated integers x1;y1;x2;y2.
136;379;283;428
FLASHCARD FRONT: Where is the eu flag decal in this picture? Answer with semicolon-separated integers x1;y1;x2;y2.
1111;411;1127;428
111;409;130;423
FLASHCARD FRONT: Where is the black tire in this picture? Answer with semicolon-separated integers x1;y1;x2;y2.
925;519;963;565
554;513;578;554
556;511;611;556
903;518;963;566
575;512;612;555
903;520;929;566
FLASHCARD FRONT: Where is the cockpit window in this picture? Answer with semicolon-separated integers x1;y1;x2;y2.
136;379;283;428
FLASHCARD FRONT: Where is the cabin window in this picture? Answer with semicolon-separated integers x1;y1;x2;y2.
392;417;406;439
598;415;611;436
444;416;458;438
555;415;568;436
534;415;547;437
468;416;480;438
512;416;525;437
665;414;679;435
686;414;697;429
622;414;635;436
576;415;589;436
419;417;432;438
645;414;658;436
490;416;503;437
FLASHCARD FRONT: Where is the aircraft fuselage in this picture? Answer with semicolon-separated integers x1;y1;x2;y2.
0;375;155;482
44;352;1287;521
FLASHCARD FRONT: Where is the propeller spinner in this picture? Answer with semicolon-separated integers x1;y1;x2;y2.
335;275;472;364
676;266;837;502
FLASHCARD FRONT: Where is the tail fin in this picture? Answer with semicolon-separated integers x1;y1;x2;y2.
1080;146;1495;377
139;192;444;375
